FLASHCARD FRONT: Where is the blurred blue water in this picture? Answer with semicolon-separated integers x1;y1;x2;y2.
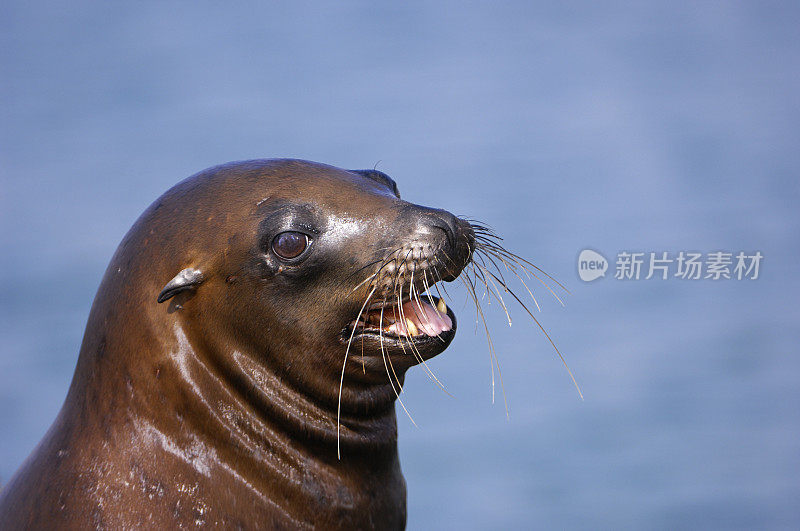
1;2;798;528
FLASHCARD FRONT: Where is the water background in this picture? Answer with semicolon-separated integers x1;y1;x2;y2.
1;2;798;529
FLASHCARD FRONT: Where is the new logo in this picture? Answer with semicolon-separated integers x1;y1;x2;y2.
578;249;608;282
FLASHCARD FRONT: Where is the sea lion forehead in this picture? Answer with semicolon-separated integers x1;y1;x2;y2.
271;163;396;197
262;158;398;191
250;161;402;215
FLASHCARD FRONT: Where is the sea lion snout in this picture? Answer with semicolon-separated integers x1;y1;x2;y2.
422;209;475;281
393;203;475;282
339;199;473;371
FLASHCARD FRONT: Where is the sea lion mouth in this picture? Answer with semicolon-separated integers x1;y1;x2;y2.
338;239;466;357
346;294;455;345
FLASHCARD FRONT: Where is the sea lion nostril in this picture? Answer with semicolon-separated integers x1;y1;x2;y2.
433;214;474;282
438;211;461;246
409;208;459;248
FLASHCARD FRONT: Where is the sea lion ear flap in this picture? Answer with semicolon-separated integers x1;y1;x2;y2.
157;268;205;303
350;169;401;199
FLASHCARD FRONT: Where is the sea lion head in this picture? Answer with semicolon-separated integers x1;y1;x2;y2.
142;159;473;433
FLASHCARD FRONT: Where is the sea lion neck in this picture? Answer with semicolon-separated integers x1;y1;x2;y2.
166;314;405;457
53;274;408;528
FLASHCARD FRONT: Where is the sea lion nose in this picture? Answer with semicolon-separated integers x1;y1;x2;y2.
412;207;474;282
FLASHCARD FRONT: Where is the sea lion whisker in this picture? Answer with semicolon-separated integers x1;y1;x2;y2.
390;297;434;388
470;250;496;301
409;270;422;316
360;326;366;374
474;242;567;307
481;268;583;401
466;251;486;298
420;268;438;316
461;274;509;417
408;275;445;345
357;253;402;371
474;239;570;296
425;250;452;306
437;244;470;308
430;261;456;310
390;302;419;365
461;273;488;370
436;246;460;280
462;217;501;235
395;278;450;394
404;280;451;389
374;245;402;252
346;259;384;281
470;262;513;327
466;221;494;230
400;295;450;393
420;264;447;335
379;301;417;427
471;264;490;304
350;252;402;295
470;284;511;419
351;272;379;294
472;230;503;243
470;228;504;243
498;257;543;312
391;285;431;354
408;269;434;332
474;245;513;292
476;244;540;288
338;285;378;459
379;303;406;394
387;295;423;369
479;248;543;312
473;249;528;316
391;259;424;365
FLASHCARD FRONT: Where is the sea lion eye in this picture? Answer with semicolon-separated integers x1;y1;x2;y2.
272;231;309;259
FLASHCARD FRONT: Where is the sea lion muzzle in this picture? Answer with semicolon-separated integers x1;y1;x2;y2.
339;204;473;364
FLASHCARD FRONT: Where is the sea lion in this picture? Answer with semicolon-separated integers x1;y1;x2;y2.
0;159;475;529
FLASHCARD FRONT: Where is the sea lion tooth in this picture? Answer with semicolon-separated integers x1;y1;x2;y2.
436;298;447;314
405;318;419;336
